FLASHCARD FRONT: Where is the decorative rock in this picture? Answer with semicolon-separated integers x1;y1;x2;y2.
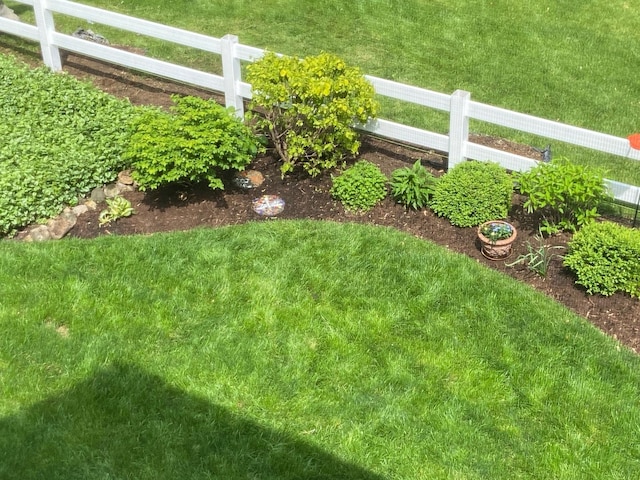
26;225;51;242
47;209;77;240
72;204;89;216
116;182;135;193
103;183;120;198
252;195;285;216
84;200;98;211
90;187;106;203
118;170;134;185
0;4;20;21
233;170;265;189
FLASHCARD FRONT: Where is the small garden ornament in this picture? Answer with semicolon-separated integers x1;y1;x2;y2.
477;220;517;260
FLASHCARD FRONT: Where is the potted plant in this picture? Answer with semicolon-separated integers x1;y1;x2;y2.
477;220;517;260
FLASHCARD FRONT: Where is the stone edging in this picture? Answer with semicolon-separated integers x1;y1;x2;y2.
15;171;135;242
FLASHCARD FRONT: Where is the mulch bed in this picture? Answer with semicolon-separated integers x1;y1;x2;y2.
8;47;640;354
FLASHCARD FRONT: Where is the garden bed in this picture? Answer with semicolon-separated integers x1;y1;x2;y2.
34;51;640;353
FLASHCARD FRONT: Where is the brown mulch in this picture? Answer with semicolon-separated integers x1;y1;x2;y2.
7;47;640;354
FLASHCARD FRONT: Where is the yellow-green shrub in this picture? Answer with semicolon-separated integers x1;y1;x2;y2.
247;52;378;177
125;96;262;191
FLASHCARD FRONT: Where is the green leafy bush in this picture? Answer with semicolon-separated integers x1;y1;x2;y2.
247;52;378;177
563;221;640;297
516;158;608;234
0;54;140;236
125;95;262;190
330;161;388;212
430;161;513;227
390;160;437;209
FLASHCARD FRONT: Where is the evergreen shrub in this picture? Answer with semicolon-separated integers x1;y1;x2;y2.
430;161;513;227
563;221;640;297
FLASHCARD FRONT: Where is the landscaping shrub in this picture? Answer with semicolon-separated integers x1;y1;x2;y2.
430;161;513;227
0;54;139;236
247;52;378;177
390;160;437;209
516;158;608;234
330;160;388;212
125;95;262;190
563;221;640;297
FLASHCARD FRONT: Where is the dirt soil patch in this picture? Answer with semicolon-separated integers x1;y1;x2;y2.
15;50;640;354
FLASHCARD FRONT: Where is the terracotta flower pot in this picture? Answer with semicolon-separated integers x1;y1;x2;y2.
477;220;517;260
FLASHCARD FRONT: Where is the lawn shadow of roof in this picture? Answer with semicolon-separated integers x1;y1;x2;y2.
0;362;385;480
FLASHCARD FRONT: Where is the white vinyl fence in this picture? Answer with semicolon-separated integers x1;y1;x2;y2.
2;0;640;206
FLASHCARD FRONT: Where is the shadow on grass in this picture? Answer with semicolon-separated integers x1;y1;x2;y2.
0;363;384;480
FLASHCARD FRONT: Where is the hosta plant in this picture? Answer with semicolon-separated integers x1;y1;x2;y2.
99;196;134;226
390;160;437;209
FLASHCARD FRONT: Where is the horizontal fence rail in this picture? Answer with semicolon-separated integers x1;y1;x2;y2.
2;0;640;206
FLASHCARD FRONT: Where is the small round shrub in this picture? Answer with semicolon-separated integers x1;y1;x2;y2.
330;160;388;212
563;221;640;297
390;160;437;210
430;161;513;227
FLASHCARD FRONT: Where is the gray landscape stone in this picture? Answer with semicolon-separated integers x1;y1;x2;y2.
47;209;77;239
90;186;106;203
103;183;120;198
0;3;20;21
26;225;51;242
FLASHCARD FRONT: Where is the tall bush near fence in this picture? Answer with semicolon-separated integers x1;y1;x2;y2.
517;158;609;235
247;52;378;177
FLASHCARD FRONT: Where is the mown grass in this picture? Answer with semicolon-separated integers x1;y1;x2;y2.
1;221;639;479
5;0;640;184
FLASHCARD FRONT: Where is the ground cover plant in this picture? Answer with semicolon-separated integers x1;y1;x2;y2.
0;53;140;236
2;221;640;479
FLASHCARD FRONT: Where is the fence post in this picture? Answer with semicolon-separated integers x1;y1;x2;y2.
221;34;244;118
448;89;471;170
32;0;62;71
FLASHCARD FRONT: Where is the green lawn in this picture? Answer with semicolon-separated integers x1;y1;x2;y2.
5;0;638;185
1;221;639;479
